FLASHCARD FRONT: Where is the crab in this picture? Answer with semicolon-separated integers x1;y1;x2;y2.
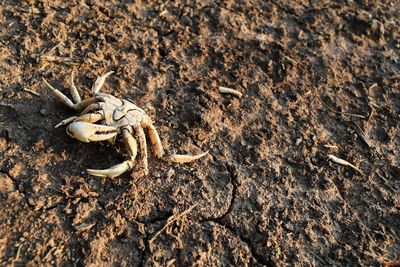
42;71;208;178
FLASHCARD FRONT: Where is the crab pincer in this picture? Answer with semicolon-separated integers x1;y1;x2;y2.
66;121;118;142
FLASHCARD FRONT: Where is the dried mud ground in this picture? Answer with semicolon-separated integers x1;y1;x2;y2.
0;0;399;266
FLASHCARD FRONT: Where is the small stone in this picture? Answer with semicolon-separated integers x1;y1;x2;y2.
8;162;24;179
0;138;7;152
5;128;17;141
0;173;14;193
167;168;175;179
295;138;302;146
32;185;41;194
73;222;96;231
40;108;49;116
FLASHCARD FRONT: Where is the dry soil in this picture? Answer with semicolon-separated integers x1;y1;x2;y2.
0;0;399;266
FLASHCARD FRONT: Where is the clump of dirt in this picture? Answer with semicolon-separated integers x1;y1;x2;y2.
0;0;399;266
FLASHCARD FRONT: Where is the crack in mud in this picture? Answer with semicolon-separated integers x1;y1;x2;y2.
0;170;35;209
199;162;272;266
207;219;273;267
139;235;150;267
97;195;164;267
221;163;238;219
168;127;238;221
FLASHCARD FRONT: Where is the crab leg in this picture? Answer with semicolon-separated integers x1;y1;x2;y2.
163;151;209;163
80;102;106;115
55;116;78;128
86;127;137;178
142;119;208;163
92;71;114;94
70;70;82;103
134;125;149;175
87;160;134;178
122;126;138;160
42;78;75;108
42;78;100;111
143;122;165;158
75;113;104;123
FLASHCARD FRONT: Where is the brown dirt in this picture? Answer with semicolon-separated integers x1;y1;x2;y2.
0;0;399;266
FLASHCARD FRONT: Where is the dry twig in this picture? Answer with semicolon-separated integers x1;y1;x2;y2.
41;55;79;65
149;204;198;244
352;121;372;149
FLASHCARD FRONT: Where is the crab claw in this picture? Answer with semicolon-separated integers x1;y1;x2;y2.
87;160;134;178
66;121;117;142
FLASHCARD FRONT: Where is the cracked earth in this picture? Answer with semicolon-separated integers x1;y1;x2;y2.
0;0;399;266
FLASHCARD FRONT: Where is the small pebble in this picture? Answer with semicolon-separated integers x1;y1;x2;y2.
40;108;49;116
